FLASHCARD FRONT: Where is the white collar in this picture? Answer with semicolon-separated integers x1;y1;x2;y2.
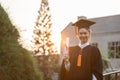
78;42;90;49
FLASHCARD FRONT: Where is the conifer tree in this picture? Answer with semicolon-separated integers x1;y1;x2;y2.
32;0;60;80
33;0;57;56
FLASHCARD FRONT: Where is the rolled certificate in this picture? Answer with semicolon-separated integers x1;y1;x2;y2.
64;37;70;71
66;37;70;55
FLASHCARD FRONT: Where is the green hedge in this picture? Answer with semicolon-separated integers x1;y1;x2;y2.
0;4;44;80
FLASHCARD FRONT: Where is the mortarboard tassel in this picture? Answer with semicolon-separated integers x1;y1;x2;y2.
74;26;78;35
77;49;82;67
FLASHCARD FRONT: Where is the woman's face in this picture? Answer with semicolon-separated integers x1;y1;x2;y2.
78;28;90;44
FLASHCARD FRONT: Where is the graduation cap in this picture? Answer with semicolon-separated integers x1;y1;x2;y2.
72;16;96;35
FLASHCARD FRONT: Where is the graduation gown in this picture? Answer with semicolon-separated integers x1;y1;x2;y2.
60;45;103;80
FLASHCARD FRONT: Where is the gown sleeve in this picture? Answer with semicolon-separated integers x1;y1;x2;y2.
59;59;69;80
91;47;103;80
59;46;76;80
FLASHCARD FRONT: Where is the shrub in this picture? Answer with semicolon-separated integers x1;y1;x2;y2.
0;4;44;80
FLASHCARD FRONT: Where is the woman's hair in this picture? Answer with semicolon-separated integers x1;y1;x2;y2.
78;27;91;33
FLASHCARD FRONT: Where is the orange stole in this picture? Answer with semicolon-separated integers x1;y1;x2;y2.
77;49;82;67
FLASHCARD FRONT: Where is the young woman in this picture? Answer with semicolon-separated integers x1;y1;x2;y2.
60;18;103;80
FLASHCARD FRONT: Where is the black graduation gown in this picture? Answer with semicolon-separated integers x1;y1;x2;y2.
60;45;103;80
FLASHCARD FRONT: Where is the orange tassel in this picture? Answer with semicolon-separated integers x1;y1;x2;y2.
77;49;82;67
77;54;82;67
74;26;78;35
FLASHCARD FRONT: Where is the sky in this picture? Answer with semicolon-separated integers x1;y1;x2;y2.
0;0;120;51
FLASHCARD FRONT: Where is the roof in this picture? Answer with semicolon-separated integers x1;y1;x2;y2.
90;14;120;34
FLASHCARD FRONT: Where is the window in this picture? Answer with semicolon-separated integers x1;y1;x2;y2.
108;41;120;58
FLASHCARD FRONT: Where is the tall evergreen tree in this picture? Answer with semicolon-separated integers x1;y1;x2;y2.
32;0;60;80
32;0;57;56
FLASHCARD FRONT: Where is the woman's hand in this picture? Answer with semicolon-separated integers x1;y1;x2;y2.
64;54;70;71
64;54;69;62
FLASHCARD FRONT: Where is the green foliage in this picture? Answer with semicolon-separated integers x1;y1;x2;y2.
36;54;60;80
102;57;110;71
108;49;115;58
32;0;58;55
32;1;60;80
0;4;44;80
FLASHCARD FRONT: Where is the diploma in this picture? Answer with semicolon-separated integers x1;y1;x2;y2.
65;37;70;55
64;37;70;71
